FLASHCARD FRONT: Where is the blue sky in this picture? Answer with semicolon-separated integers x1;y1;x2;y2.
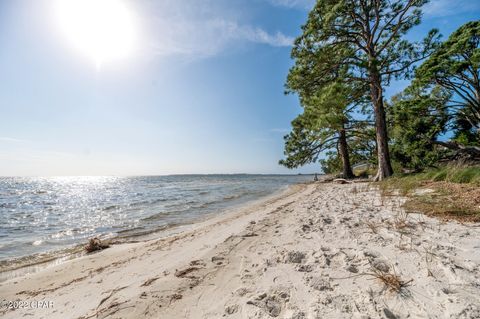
0;0;479;176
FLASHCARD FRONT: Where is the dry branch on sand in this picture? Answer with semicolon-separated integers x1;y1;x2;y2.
364;221;382;234
334;263;413;295
85;238;110;253
368;268;413;293
333;178;354;184
387;211;416;234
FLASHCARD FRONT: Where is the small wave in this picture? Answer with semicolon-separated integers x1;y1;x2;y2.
222;190;257;201
49;229;74;240
32;240;43;246
117;226;145;234
0;203;15;209
188;193;255;210
223;194;241;200
127;197;171;209
42;201;56;206
0;245;85;280
141;210;179;222
150;197;172;204
103;205;120;211
197;202;213;209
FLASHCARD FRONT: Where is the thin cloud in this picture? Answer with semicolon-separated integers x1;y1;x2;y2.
265;0;315;9
215;20;294;47
423;0;480;17
140;0;294;60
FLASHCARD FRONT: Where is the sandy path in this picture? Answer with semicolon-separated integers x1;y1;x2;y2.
1;183;479;319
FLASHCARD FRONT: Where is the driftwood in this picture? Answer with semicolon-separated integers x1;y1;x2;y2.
432;140;480;166
434;141;480;157
333;178;354;184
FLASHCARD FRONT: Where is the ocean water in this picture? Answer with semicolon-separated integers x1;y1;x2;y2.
0;175;311;267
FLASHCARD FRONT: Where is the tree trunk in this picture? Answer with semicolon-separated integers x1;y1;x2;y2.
338;128;354;179
369;67;393;181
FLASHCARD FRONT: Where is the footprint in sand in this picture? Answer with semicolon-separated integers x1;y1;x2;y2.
225;304;239;315
285;251;306;264
246;289;290;318
308;276;333;291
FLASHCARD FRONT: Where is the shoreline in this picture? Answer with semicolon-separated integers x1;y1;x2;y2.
0;182;305;282
1;182;479;318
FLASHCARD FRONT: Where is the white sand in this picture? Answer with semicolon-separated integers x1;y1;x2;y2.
1;183;479;318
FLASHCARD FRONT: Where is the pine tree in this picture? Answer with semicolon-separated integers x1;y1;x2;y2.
389;86;450;169
414;21;480;144
280;81;369;178
289;0;439;180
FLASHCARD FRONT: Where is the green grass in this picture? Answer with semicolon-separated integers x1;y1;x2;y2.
427;166;480;184
379;165;480;222
381;166;480;195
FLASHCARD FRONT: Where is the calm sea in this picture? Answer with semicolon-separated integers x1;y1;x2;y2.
0;175;311;268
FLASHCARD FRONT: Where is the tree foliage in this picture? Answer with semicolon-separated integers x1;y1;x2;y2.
320;127;377;174
389;86;450;169
287;0;439;180
414;20;480;143
280;81;361;178
281;2;479;175
279;113;335;169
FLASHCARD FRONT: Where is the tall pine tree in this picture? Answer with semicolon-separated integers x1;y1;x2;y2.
289;0;439;180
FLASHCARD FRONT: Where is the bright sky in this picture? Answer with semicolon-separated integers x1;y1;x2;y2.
0;0;479;176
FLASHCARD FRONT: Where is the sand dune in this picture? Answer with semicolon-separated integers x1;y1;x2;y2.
1;183;479;318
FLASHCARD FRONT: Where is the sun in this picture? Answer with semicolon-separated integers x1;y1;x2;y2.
55;0;137;67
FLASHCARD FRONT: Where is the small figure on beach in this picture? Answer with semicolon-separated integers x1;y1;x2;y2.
314;173;318;181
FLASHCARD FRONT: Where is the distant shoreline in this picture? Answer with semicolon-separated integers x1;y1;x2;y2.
0;173;319;178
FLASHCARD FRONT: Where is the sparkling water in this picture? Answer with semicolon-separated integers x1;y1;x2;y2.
0;175;311;265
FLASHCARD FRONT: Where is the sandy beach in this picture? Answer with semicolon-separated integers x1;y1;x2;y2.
1;182;479;319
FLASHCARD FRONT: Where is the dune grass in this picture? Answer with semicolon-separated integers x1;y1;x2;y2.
381;166;480;194
380;166;480;222
422;166;480;184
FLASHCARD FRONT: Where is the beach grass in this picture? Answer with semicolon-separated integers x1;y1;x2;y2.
379;166;480;222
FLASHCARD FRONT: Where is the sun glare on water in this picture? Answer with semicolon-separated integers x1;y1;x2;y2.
55;0;137;67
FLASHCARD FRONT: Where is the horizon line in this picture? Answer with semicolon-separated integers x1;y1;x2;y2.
0;172;321;178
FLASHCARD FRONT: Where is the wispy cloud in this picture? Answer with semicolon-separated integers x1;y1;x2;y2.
139;0;294;60
423;0;480;17
212;19;294;47
0;137;28;143
265;0;315;9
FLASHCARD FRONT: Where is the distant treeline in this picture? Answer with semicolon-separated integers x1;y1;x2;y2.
280;0;479;180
